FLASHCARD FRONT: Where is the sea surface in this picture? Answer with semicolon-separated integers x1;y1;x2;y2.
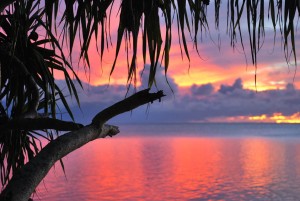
34;123;300;201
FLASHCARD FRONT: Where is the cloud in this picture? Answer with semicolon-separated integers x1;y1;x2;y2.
139;64;178;98
57;72;300;124
141;78;300;123
218;78;243;94
191;83;214;96
58;66;177;124
186;79;300;121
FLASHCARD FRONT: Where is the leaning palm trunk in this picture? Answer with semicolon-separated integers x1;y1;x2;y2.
0;89;164;201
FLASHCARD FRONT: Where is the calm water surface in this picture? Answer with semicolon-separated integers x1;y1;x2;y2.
35;124;300;200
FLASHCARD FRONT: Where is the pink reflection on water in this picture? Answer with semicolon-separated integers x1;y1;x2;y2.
35;136;300;201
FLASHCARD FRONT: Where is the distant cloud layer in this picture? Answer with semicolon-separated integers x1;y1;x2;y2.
63;68;300;124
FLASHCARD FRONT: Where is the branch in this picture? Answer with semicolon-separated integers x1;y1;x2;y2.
92;88;165;125
0;118;84;132
0;89;165;201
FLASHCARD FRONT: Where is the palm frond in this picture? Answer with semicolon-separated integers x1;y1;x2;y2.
0;0;82;185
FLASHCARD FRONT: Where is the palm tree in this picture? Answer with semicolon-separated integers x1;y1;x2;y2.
0;0;299;200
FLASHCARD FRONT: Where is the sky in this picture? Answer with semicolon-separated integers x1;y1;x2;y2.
58;1;300;124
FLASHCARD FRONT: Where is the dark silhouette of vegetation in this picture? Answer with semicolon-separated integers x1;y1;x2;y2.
0;0;299;200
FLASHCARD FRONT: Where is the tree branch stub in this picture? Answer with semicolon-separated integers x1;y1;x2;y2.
92;89;165;127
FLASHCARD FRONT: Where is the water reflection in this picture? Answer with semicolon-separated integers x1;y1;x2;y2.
36;136;300;201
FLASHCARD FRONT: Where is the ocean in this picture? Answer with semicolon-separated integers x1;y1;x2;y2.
34;123;300;200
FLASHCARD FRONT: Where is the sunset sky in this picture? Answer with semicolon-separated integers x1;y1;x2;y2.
60;1;300;124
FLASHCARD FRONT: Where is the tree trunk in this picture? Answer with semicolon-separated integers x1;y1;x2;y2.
0;89;164;201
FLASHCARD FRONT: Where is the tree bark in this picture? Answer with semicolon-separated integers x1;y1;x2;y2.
0;89;165;201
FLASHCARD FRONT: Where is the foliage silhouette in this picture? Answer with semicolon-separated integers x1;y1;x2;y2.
0;0;299;200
